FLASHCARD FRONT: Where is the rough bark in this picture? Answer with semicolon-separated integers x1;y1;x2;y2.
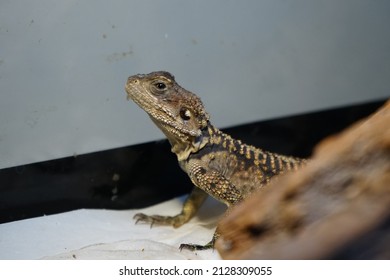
216;100;390;259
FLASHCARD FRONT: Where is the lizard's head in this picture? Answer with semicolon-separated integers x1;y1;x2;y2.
125;71;210;145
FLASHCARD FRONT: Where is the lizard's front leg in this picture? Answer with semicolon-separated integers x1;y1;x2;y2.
178;160;243;250
133;187;208;228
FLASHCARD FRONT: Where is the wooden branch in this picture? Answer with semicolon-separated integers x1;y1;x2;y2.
216;100;390;259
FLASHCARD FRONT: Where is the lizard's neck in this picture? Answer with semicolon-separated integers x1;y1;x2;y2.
170;123;214;162
171;123;239;162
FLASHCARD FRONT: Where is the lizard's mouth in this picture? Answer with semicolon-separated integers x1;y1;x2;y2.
126;92;131;101
125;82;152;109
125;82;137;101
125;82;178;130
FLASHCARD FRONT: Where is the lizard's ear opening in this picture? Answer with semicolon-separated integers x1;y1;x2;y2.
177;107;203;137
179;108;192;121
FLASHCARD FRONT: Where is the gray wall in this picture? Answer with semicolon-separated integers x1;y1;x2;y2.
0;0;389;169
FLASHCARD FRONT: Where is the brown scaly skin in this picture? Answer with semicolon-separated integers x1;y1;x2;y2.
125;71;306;250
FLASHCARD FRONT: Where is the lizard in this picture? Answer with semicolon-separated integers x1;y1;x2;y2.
125;71;306;251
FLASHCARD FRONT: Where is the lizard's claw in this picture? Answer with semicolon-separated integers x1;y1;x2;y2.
179;232;218;251
133;213;175;227
179;240;215;251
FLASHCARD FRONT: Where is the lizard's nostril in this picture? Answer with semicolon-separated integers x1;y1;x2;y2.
127;77;140;85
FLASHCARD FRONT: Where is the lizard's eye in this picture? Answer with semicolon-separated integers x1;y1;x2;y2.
150;81;168;95
155;82;166;90
151;81;167;94
180;108;191;121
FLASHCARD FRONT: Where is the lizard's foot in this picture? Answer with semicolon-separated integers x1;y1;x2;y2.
133;213;184;228
179;240;214;251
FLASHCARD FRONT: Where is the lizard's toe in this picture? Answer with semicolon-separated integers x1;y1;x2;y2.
133;213;175;226
179;241;214;251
